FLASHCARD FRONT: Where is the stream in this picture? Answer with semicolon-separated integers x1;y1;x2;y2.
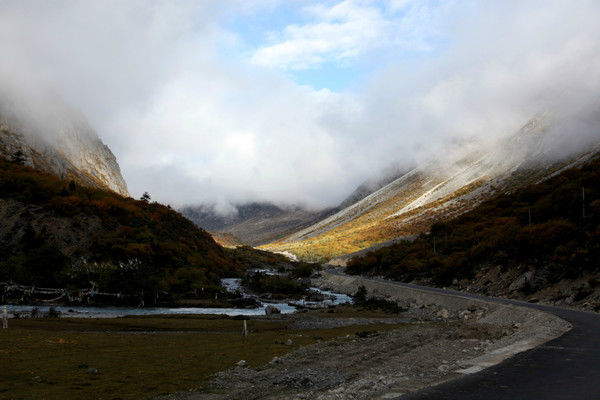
2;278;352;318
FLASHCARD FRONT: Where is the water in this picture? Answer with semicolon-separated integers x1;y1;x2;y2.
2;277;351;318
2;303;297;318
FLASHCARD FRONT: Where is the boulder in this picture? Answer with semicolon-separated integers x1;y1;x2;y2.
509;271;535;293
265;305;281;316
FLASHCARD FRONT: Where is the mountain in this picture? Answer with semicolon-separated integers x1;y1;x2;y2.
346;153;600;311
0;154;241;304
337;165;410;209
0;94;128;196
261;117;600;261
180;202;337;246
180;167;408;246
209;231;245;248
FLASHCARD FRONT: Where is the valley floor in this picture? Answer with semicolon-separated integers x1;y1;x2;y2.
164;319;506;400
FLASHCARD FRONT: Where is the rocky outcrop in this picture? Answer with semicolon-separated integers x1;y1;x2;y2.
0;95;128;196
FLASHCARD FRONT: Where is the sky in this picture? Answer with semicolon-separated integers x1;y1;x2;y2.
0;0;599;212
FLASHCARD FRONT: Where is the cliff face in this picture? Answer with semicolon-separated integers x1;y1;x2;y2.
0;95;128;196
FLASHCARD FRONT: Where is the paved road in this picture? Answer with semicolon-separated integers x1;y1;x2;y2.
329;269;600;400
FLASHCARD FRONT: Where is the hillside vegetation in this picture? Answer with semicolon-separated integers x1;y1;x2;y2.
347;156;600;310
0;156;241;304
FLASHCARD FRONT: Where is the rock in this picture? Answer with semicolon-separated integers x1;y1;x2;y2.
436;308;450;319
437;364;450;373
86;368;99;374
396;299;411;311
237;360;246;367
270;356;281;365
458;310;471;320
509;271;535;293
286;339;293;346
265;305;281;317
300;377;313;387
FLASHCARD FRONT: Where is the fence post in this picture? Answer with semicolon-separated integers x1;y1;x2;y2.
242;320;248;339
2;306;7;329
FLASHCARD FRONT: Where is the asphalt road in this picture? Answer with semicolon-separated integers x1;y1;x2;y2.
330;269;600;400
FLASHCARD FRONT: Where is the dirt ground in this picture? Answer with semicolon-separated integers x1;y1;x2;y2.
160;315;507;400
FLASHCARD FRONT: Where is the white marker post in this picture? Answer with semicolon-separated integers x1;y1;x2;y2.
242;320;248;340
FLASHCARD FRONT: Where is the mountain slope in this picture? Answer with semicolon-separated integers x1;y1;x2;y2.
181;202;337;246
0;95;128;196
0;155;239;304
346;154;600;311
262;117;600;261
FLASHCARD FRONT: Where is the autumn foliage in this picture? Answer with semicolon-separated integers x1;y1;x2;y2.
347;157;600;286
0;156;241;303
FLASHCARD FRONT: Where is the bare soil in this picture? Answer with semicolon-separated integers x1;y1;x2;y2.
160;316;507;400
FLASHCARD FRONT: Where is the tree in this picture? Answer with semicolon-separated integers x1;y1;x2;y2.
10;149;25;164
140;192;151;202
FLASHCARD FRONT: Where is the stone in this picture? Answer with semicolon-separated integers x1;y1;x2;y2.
436;308;450;319
286;339;293;346
437;364;450;373
237;360;246;367
509;271;535;293
265;305;281;317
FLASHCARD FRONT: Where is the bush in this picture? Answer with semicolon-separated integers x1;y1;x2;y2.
244;273;307;295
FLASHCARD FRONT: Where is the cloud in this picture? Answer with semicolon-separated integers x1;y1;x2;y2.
0;0;599;211
250;0;430;70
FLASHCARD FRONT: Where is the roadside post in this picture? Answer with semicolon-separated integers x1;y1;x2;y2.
242;319;248;339
2;306;7;329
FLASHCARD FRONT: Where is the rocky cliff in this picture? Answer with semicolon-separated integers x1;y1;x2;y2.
0;95;128;196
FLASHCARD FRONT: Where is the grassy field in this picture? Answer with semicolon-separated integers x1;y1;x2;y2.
0;310;404;399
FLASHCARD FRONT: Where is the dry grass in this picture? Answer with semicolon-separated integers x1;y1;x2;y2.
0;312;404;399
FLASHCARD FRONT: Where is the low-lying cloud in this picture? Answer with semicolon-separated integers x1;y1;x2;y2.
0;0;599;210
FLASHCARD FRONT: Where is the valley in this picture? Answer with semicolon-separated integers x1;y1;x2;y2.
1;2;600;398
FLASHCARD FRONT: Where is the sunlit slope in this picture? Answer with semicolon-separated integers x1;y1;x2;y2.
262;118;599;261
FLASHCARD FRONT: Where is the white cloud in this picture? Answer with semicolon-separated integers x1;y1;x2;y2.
1;0;599;211
250;0;430;70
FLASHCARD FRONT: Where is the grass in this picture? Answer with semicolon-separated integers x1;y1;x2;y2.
0;311;405;399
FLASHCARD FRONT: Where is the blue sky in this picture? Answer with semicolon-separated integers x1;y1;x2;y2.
225;0;445;92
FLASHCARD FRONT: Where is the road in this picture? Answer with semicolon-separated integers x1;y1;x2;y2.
329;269;600;400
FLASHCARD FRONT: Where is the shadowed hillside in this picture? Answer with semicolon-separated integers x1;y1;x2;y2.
0;155;240;304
